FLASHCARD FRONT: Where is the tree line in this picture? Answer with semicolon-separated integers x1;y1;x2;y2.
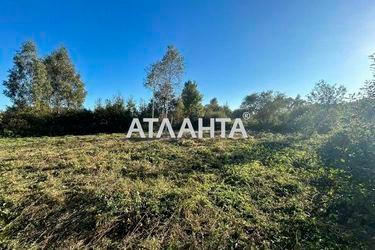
3;41;86;113
0;41;374;137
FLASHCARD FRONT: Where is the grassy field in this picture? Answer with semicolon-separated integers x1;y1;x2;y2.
0;134;373;249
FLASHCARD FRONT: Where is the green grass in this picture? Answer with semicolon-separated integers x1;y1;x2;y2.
0;134;372;249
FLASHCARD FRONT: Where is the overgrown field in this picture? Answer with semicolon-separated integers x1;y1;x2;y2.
0;134;374;249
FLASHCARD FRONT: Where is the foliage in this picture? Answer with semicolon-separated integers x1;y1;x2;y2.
144;45;184;118
2;41;373;139
2;41;51;111
180;80;203;120
173;98;185;125
94;96;136;133
233;81;360;134
0;96;137;136
361;80;375;100
239;91;295;131
3;42;86;113
44;47;86;111
204;98;231;119
307;80;347;105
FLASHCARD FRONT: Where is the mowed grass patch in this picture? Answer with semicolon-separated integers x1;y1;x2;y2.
0;134;370;249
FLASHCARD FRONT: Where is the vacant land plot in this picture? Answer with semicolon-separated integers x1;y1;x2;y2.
0;134;372;249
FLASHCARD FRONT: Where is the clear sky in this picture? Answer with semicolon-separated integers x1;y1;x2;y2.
1;0;375;110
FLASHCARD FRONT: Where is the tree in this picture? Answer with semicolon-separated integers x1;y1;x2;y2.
32;59;52;111
222;103;232;117
181;80;203;119
291;94;306;108
204;98;230;118
206;98;220;112
307;80;347;105
3;41;51;111
239;91;295;130
361;54;375;100
144;45;184;118
44;47;86;112
302;82;347;133
173;98;185;125
240;93;263;115
370;53;375;78
126;97;138;117
360;81;375;100
144;62;158;118
138;99;153;119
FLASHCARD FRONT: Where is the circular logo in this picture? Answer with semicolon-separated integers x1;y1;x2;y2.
242;112;251;120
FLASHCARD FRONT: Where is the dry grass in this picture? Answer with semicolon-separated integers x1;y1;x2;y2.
0;134;370;249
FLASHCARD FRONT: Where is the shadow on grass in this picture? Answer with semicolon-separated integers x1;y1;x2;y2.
2;189;105;248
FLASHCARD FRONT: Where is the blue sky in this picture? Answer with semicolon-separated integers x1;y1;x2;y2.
1;0;375;110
